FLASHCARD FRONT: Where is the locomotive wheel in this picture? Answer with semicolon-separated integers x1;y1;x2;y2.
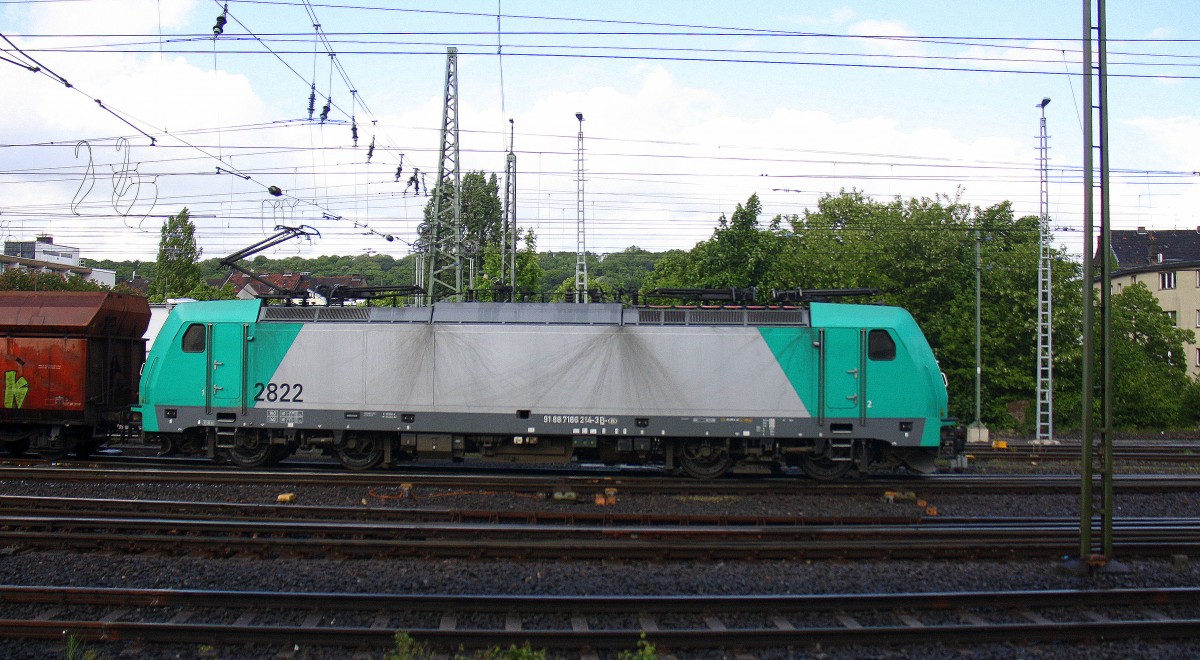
229;431;273;468
265;444;294;466
72;441;100;459
337;433;385;470
38;449;68;461
3;438;30;457
678;440;733;479
798;455;854;481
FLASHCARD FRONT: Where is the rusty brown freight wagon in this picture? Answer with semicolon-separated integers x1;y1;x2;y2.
0;291;149;458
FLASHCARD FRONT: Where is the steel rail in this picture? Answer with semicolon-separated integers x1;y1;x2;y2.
1;465;1199;495
0;585;1198;651
970;446;1200;462
0;512;1198;560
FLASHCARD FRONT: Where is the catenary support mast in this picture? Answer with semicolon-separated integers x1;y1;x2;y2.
502;119;517;302
424;47;463;304
1076;0;1120;573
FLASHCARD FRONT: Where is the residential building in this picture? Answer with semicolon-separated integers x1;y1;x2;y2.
1099;228;1200;377
210;272;372;305
1;235;116;287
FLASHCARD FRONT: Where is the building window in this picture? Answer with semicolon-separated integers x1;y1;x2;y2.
1161;271;1177;290
1166;310;1177;326
1196;347;1200;367
1196;310;1200;328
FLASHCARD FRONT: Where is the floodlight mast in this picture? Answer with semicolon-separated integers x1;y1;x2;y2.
574;112;588;302
1035;97;1054;446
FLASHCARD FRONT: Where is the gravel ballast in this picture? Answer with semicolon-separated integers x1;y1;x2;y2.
0;474;1197;658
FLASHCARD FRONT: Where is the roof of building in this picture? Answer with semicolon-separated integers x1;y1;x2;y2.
1103;228;1200;269
227;272;305;297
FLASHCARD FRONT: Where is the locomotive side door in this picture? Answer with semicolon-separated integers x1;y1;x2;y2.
822;328;864;419
208;322;246;408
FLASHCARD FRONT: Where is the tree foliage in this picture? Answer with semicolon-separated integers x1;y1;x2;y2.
1107;283;1199;428
421;171;503;261
153;208;203;301
0;269;109;292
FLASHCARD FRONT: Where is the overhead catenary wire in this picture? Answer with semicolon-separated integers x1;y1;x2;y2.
2;4;1191;263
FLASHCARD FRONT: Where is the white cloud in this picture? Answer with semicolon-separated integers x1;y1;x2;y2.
847;19;925;58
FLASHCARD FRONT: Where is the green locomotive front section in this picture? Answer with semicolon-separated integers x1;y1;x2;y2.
135;300;959;478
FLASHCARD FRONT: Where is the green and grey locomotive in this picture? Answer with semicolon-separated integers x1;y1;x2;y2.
133;299;962;479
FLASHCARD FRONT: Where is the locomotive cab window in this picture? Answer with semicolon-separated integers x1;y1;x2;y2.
868;329;896;361
181;324;206;353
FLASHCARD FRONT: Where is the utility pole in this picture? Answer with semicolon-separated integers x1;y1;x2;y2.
1035;97;1055;445
424;47;463;304
574;112;588;302
502;119;517;302
968;219;987;445
1075;0;1122;574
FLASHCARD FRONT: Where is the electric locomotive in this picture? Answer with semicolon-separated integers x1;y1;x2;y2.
133;299;961;479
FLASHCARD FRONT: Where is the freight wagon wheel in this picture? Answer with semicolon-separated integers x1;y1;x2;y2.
228;430;273;468
336;433;385;470
678;440;733;479
797;455;854;481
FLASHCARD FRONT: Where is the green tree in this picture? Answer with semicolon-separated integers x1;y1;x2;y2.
1107;282;1198;428
473;228;543;301
592;246;661;295
421;171;503;268
641;193;779;302
153;208;203;301
0;269;108;291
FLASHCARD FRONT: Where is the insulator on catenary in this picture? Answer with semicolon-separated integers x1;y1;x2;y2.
351;118;358;147
213;4;228;36
306;85;315;120
319;102;330;123
267;185;283;197
367;136;375;163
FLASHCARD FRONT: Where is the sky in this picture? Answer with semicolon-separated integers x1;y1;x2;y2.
0;0;1197;265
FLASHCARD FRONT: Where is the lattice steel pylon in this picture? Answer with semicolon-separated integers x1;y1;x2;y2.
1035;98;1054;444
574;112;588;302
502;119;517;302
423;47;463;304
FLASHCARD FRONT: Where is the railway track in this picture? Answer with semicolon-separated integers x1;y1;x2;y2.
1;497;1198;560
2;463;1199;496
969;443;1200;463
1;585;1197;653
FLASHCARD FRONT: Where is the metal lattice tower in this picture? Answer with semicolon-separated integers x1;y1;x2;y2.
424;47;463;304
502;119;517;302
574;112;588;302
1035;98;1054;444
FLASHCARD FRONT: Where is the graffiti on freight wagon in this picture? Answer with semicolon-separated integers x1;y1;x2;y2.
4;370;28;409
